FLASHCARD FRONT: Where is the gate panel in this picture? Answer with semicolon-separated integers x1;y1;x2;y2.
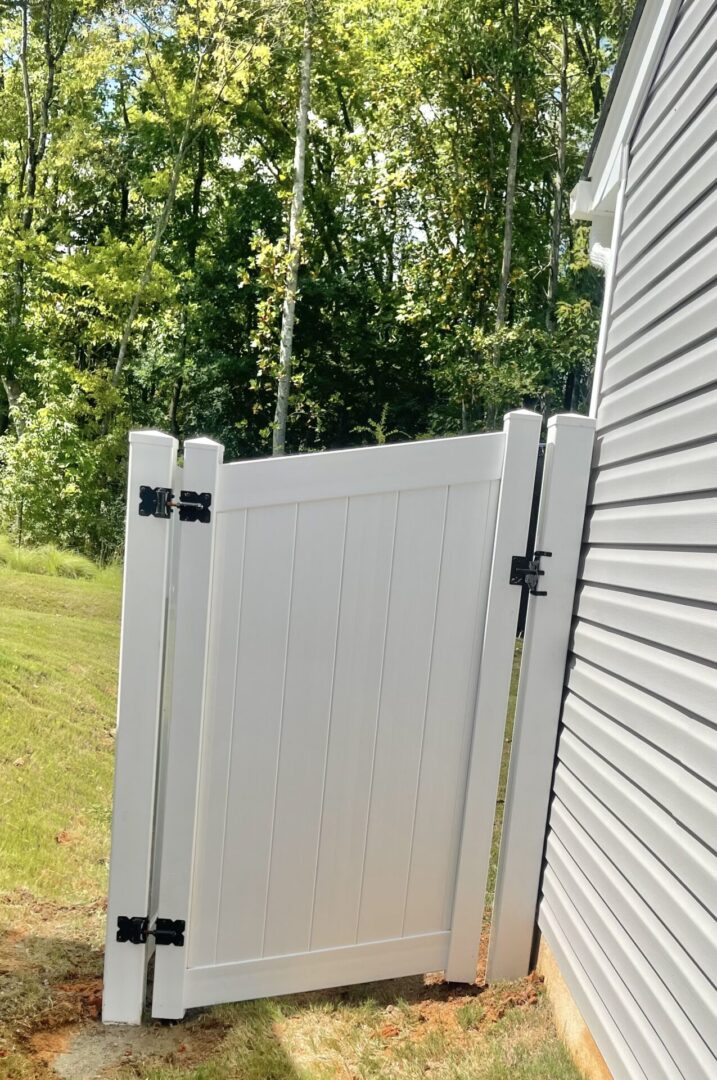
307;492;403;951
124;414;541;1019
401;481;498;937
151;438;225;1020
262;496;351;959
354;484;461;945
102;431;178;1024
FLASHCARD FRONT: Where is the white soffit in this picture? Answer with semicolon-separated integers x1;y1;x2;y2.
571;0;683;223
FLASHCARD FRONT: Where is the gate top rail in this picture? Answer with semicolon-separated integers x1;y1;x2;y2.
216;430;506;511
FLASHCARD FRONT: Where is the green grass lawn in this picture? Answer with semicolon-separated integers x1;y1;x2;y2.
0;559;581;1080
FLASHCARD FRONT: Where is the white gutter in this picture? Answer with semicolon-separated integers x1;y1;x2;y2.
588;149;628;418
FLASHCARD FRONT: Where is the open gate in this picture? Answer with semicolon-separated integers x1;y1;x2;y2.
102;410;594;1023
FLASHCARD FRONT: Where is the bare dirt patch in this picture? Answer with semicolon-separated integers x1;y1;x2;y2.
28;1028;76;1069
47;1022;222;1080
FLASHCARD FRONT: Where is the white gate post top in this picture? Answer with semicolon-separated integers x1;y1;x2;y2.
184;436;224;452
503;409;543;432
504;409;541;421
129;429;178;448
502;409;543;443
547;413;595;429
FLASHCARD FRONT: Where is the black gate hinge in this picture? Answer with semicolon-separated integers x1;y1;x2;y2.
139;486;212;523
116;915;186;947
509;550;552;597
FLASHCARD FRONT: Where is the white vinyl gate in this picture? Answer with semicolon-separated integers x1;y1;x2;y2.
103;410;594;1023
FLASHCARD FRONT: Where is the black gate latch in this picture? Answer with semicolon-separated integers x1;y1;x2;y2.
117;915;186;947
139;486;212;523
509;550;552;596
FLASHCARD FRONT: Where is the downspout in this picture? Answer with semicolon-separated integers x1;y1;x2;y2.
582;145;630;418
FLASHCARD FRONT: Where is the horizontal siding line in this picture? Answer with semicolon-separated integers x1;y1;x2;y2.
576;568;717;607
565;683;717;793
563;713;717;858
619;128;717;274
613;224;717;320
584;503;717;549
598;340;717;428
549;797;717;1058
566;661;717;802
593;431;717;474
589;445;717;507
549;793;715;988
626;73;717;203
556;742;717;915
675;0;699;20
604;274;717;360
574;577;717;614
565;648;717;733
538;897;650;1080
582;540;717;555
541;868;684;1080
628;27;717;200
587;487;717;512
608;242;717;358
621;127;717;243
598;328;717;399
631;4;717;157
574;580;717;663
574;615;717;673
646;0;717;106
617;174;717;279
596;377;717;436
618;177;717;293
546;827;717;1074
553;763;717;944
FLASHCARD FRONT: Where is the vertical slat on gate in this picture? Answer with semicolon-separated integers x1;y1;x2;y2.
487;413;595;982
103;430;178;1024
445;409;541;984
152;437;223;1020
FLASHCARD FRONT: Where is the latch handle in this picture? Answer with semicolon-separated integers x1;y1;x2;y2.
509;551;552;597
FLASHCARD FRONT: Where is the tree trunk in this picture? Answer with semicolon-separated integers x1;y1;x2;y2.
546;21;568;333
1;375;24;433
273;6;312;457
112;38;210;386
3;0;72;436
494;109;521;347
563;368;575;411
494;0;522;362
169;375;183;437
573;23;603;120
112;126;192;386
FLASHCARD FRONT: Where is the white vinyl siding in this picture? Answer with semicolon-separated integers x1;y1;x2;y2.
539;2;717;1077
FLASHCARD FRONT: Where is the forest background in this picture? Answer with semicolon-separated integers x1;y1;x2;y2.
0;0;632;557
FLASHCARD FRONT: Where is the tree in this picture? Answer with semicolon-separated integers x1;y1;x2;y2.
1;0;77;429
273;0;313;456
495;0;525;344
0;0;630;554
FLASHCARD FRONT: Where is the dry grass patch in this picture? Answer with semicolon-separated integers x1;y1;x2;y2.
141;973;579;1080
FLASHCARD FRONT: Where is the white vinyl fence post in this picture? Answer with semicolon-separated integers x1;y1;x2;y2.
487;413;594;982
103;430;178;1024
446;409;542;984
151;437;224;1020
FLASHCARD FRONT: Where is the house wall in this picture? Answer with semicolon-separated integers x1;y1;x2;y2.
539;3;717;1078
